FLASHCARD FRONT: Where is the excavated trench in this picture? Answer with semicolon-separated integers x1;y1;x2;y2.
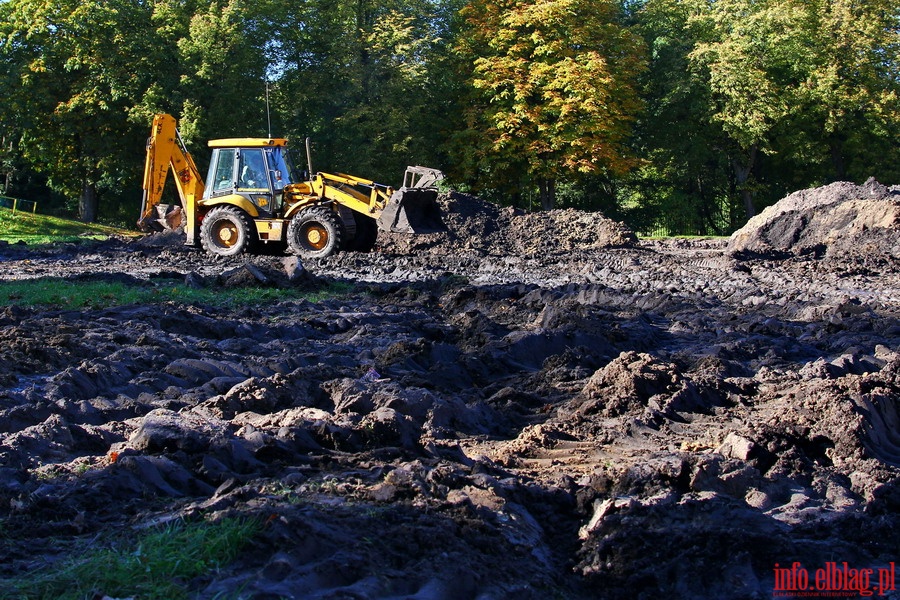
0;181;898;599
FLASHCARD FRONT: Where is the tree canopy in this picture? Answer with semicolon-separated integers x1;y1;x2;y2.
454;0;646;208
686;0;900;217
0;0;897;232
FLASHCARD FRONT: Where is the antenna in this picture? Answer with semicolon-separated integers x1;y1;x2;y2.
265;73;272;138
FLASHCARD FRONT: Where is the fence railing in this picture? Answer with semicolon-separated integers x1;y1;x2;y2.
633;210;739;238
0;195;37;215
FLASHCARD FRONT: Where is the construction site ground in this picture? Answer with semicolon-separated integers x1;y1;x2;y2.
1;180;899;599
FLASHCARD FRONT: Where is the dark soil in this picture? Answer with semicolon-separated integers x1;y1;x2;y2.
1;181;898;599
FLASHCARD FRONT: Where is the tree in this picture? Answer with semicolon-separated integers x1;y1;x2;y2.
331;6;449;178
454;0;646;209
623;0;744;235
796;0;900;181
256;0;457;183
686;0;900;219
686;0;801;218
174;0;270;144
0;0;169;221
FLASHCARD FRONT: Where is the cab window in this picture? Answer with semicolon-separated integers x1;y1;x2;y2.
210;148;235;192
238;149;267;191
267;146;299;189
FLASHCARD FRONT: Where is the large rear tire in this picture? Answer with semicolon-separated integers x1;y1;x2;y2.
200;206;254;257
287;206;344;259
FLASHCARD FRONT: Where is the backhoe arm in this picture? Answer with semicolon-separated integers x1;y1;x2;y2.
138;114;205;233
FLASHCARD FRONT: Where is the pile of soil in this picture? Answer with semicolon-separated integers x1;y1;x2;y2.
1;183;899;599
728;178;900;263
376;192;638;256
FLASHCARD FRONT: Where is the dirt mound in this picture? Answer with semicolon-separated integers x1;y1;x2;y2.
376;191;637;255
562;351;694;418
728;178;900;262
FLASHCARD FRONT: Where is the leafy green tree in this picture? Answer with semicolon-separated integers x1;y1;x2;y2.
256;0;351;160
174;0;270;144
794;0;900;182
621;0;743;235
129;0;202;125
686;0;798;218
259;0;456;184
686;0;900;218
454;0;646;209
0;0;168;221
332;7;447;178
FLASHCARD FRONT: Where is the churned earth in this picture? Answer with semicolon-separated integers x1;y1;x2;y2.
0;180;899;599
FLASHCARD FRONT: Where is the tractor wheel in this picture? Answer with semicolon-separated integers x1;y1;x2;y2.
287;206;344;259
200;206;254;257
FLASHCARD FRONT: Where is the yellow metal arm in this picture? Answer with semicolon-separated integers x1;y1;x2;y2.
309;171;395;216
138;114;205;240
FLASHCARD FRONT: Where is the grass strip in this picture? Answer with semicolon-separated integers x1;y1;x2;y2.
0;207;134;245
0;517;260;600
0;278;354;310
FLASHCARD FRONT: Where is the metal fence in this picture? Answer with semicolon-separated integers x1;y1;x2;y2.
0;195;37;214
633;209;739;238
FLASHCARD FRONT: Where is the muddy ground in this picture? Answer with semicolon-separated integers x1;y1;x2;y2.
1;181;899;599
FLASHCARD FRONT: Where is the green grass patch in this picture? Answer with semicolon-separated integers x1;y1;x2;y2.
0;206;135;245
0;277;354;310
0;517;261;600
0;279;148;309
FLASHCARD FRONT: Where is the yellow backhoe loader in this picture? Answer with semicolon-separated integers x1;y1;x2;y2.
138;113;444;258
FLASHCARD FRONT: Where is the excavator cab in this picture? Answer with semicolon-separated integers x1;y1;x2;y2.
204;140;300;217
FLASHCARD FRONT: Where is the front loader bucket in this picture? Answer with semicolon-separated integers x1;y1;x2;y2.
376;188;445;234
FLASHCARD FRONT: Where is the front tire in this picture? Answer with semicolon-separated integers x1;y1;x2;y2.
200;206;254;257
287;206;344;259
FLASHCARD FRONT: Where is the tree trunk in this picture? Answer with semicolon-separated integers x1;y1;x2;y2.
1;137;13;196
829;134;847;181
538;178;556;211
510;190;522;210
80;181;98;223
733;145;757;220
